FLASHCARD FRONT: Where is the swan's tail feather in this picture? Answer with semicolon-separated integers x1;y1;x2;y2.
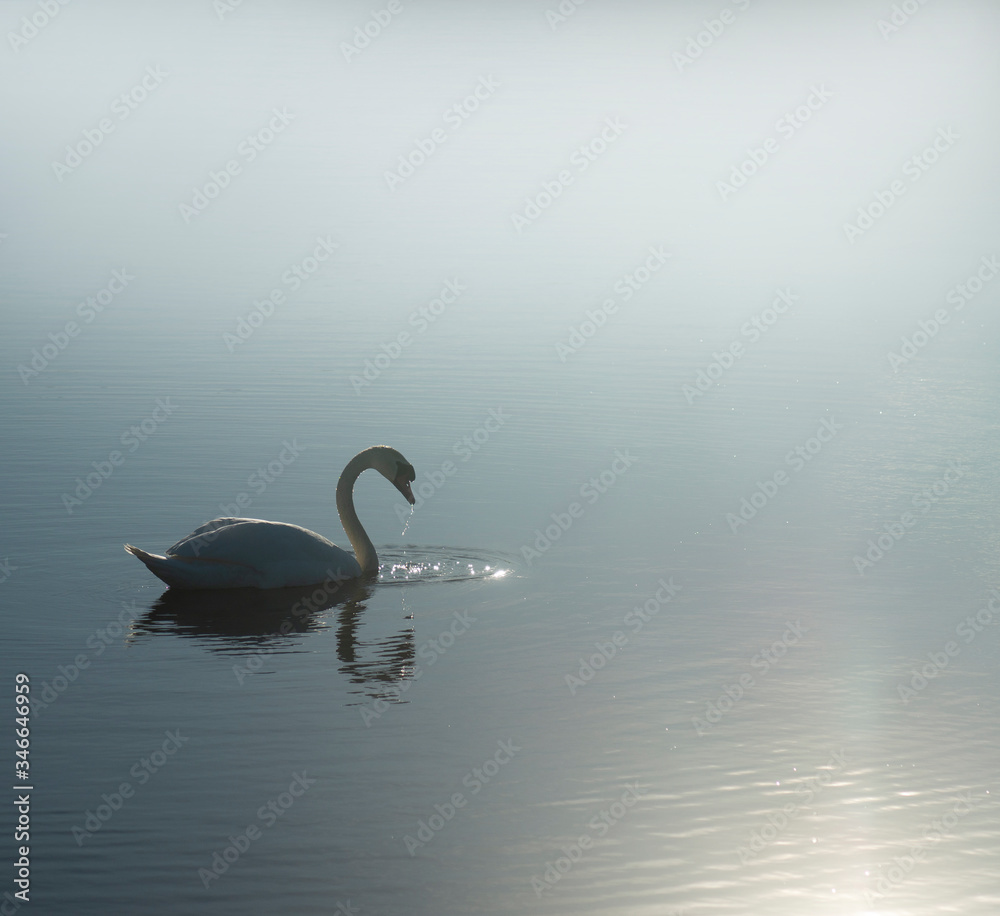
124;544;258;589
125;544;186;587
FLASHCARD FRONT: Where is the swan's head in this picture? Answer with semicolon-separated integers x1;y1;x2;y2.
370;446;416;505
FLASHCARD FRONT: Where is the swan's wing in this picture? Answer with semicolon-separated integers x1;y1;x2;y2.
125;544;262;589
166;517;252;554
165;518;361;582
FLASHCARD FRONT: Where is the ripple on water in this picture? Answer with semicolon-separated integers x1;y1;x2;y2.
378;545;517;585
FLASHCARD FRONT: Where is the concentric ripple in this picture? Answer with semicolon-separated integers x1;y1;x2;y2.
377;545;517;585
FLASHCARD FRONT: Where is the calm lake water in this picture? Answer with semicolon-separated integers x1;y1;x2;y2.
3;2;1000;914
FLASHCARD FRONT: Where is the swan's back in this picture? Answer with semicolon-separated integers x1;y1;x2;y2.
168;518;337;561
130;517;361;589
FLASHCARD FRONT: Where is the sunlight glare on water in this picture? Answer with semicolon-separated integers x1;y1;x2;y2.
379;547;515;584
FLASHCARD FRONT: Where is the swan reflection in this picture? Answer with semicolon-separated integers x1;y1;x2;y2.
127;546;512;701
130;580;417;699
130;578;369;642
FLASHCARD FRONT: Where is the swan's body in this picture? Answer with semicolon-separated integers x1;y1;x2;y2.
125;445;415;590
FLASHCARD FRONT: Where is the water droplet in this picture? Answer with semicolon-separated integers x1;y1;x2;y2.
400;504;414;537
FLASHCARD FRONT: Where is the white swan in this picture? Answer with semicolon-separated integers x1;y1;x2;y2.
125;445;415;590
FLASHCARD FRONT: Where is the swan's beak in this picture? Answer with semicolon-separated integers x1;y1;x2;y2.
394;472;415;505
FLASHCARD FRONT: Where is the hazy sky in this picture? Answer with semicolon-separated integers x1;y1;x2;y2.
2;1;999;366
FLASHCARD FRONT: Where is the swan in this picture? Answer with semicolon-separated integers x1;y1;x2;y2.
125;445;415;590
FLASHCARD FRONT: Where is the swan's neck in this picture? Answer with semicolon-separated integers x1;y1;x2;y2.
336;451;379;574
